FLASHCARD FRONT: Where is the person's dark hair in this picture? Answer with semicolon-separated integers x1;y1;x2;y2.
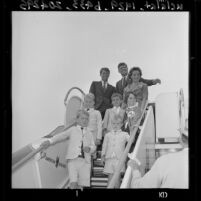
118;62;127;69
127;67;142;84
124;91;137;104
100;67;110;75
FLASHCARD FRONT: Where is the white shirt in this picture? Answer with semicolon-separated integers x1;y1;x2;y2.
86;108;102;141
101;130;130;159
103;107;125;132
113;106;121;114
49;125;96;162
101;80;108;89
131;148;189;188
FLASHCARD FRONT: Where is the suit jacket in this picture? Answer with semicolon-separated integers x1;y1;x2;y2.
103;107;125;132
116;77;128;96
89;81;116;113
49;125;96;163
116;76;155;96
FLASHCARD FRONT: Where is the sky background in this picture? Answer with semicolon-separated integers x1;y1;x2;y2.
12;12;189;152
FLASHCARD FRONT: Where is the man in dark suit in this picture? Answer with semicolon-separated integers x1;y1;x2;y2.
116;62;161;96
89;67;116;119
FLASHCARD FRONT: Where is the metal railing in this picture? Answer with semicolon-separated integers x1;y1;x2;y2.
12;87;85;174
178;88;186;134
64;87;85;106
107;101;148;188
120;106;154;188
12;123;76;173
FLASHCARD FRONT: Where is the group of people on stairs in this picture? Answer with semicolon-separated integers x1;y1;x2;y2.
41;62;188;189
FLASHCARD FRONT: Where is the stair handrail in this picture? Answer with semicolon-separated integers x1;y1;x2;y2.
12;123;76;173
178;88;186;132
64;87;85;106
120;106;154;188
12;87;85;173
107;101;148;188
13;87;85;173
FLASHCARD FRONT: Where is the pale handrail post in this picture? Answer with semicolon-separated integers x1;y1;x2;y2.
178;88;186;133
64;87;85;127
107;101;148;188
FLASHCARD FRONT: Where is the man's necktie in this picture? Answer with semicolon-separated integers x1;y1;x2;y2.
80;127;85;158
103;82;107;92
122;77;126;87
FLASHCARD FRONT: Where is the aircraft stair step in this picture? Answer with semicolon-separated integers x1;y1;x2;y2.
92;186;107;189
93;166;104;171
91;181;108;187
91;177;108;182
90;149;108;188
93;159;104;167
92;170;105;177
92;174;106;178
92;171;105;177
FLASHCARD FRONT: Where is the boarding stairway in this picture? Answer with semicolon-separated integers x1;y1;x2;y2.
90;114;146;188
12;87;187;188
90;150;108;188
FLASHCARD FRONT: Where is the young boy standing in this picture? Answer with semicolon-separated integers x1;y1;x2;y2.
41;109;96;189
103;93;125;136
101;115;130;188
83;93;102;146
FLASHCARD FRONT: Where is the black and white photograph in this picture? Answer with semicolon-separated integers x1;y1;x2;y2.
11;10;190;191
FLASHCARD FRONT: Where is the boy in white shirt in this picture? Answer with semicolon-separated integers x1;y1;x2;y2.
83;93;102;146
40;109;96;189
101;115;130;188
103;93;125;135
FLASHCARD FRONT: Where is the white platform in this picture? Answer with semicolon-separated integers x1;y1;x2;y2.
155;92;180;142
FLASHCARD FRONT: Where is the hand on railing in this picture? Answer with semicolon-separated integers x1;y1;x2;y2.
40;140;51;150
127;158;141;170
